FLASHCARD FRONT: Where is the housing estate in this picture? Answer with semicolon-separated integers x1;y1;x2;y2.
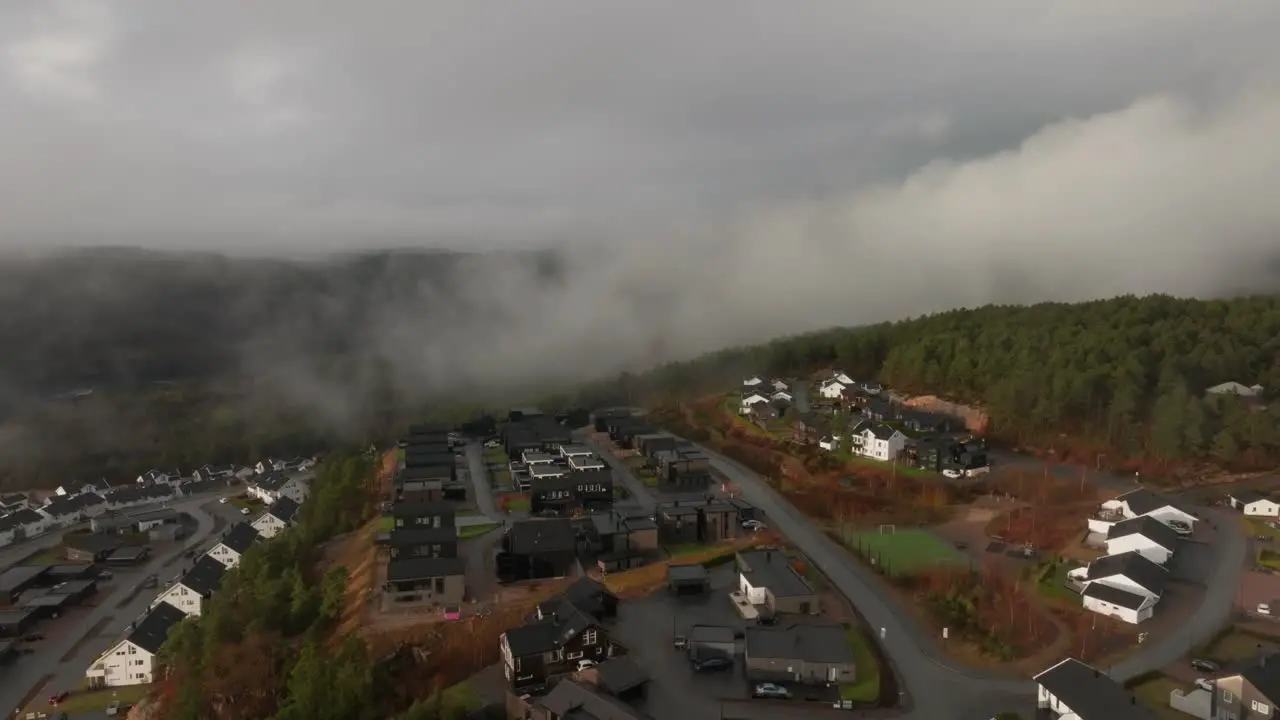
501;595;622;691
735;548;818;616
1034;657;1156;719
86;603;188;688
247;472;309;505
1089;488;1197;535
151;555;226;617
743;623;856;685
1067;550;1168;624
251;496;300;539
655;498;739;544
1104;516;1180;565
498;518;579;582
205;522;260;570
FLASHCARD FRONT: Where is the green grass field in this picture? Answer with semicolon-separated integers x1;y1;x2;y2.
1128;675;1194;720
850;528;966;576
459;523;500;539
377;516;395;531
839;624;881;702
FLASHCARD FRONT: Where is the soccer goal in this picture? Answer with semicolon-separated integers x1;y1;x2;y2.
878;524;896;534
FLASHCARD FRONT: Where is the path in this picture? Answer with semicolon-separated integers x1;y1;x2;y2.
791;380;810;414
463;441;502;521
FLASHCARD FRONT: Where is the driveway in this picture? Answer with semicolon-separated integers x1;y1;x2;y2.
691;443;1248;720
463;441;501;521
0;497;224;714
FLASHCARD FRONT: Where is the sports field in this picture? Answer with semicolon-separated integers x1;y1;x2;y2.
850;527;968;576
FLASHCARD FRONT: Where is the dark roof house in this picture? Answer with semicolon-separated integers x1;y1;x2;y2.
219;522;261;555
1084;551;1167;597
180;556;227;597
1106;515;1179;551
128;603;188;654
1033;658;1155;720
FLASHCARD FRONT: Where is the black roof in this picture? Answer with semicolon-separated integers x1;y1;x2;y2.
1082;582;1148;610
398;464;453;481
536;681;652;720
1106;516;1179;551
1085;551;1166;596
218;522;260;554
387;526;458;546
506;597;594;656
0;508;45;531
745;623;856;664
105;484;174;504
266;497;300;524
254;472;293;492
1116;488;1185;517
1232;490;1270;505
506;518;576;554
179;556;227;597
535;577;615;620
667;563;710;582
1239;656;1280;704
127;603;188;654
390;501;454;518
405;452;454;468
738;549;815;598
1033;658;1155;720
592;656;650;694
386;556;464;582
43;492;106;517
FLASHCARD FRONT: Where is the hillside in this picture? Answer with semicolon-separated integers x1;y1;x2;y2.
626;294;1280;471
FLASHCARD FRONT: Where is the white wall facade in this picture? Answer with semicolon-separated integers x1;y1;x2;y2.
1245;500;1280;518
206;544;243;570
86;641;155;688
153;584;205;617
740;574;767;605
819;382;847;399
1146;506;1196;528
855;431;906;462
252;514;287;539
1085;575;1158;601
1082;595;1148;624
1104;535;1172;565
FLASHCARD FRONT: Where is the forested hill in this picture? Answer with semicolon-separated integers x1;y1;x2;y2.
629;294;1280;469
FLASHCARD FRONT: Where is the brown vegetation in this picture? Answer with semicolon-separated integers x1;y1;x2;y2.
906;562;1058;661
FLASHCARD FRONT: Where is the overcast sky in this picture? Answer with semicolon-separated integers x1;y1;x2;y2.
2;1;1279;253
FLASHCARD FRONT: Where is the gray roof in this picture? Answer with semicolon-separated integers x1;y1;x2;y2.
1033;658;1156;720
254;472;293;492
265;496;300;524
128;507;178;523
1106;516;1179;551
1082;582;1148;610
591;656;650;694
0;508;45;531
1231;490;1270;505
126;603;187;654
506;518;576;554
1116;488;1189;517
1239;655;1280;704
390;501;454;519
505;598;594;656
386;526;458;546
737;549;815;598
386;556;464;582
667;564;709;582
218;522;260;554
179;556;227;597
689;624;736;644
1085;551;1167;596
745;623;856;664
0;565;50;593
536;680;653;720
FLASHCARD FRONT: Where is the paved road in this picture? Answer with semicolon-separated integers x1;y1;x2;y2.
693;444;1248;719
1;495;238;715
576;432;656;513
791;381;810;414
463;442;502;521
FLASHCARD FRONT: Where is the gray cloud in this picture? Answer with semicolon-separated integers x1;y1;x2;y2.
2;1;1280;422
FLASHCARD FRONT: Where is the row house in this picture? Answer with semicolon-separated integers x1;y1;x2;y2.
501;596;623;691
530;470;613;517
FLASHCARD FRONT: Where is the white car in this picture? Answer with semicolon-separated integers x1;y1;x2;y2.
1259;603;1271;616
742;520;766;532
240;507;251;515
941;469;963;479
484;440;501;449
575;659;596;672
219;497;229;504
1194;678;1215;692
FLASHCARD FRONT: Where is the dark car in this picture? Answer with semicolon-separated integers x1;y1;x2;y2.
692;657;733;672
1191;659;1220;672
22;633;44;642
757;615;778;626
48;691;70;705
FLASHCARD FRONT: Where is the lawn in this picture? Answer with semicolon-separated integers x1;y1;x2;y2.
377;516;395;531
664;542;722;558
837;451;936;479
459;523;500;539
1204;628;1280;663
1262;548;1280;571
1128;675;1193;720
492;468;512;489
839;624;881;703
1032;559;1082;603
416;681;482;716
500;494;530;513
229;495;264;512
1242;516;1280;539
849;528;967;576
43;684;150;715
484;448;508;465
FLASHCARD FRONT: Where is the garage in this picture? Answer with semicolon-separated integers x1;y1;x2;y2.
667;564;710;596
0;609;36;638
689;624;736;661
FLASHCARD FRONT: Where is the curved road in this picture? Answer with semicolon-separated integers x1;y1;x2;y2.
698;445;1248;720
0;494;230;714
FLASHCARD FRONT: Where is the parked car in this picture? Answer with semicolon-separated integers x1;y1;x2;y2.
942;468;963;479
22;633;44;642
575;659;597;672
484;440;501;449
692;657;733;672
753;683;791;699
1195;678;1215;692
219;496;229;504
1191;659;1219;672
1259;603;1272;616
48;691;70;705
742;519;766;531
240;507;251;515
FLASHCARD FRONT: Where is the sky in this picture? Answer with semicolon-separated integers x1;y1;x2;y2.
3;1;1280;417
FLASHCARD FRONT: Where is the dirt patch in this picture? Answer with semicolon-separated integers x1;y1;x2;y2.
322;449;394;644
984;503;1095;553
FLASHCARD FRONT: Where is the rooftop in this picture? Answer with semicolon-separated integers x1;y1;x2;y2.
218;522;260;554
179;556;227;597
536;680;653;720
126;603;188;655
1033;658;1155;720
737;549;814;598
744;623;856;664
386;556;464;582
1106;515;1179;550
507;518;577;554
1084;551;1167;596
0;565;50;592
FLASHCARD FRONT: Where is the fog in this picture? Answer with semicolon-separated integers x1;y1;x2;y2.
2;2;1280;424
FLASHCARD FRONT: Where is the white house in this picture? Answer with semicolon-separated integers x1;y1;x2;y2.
770;389;794;403
1034;657;1150;719
848;421;907;462
204;522;260;570
1103;516;1179;565
135;469;179;486
0;492;29;511
742;376;764;387
740;391;770;414
85;603;187;688
251;497;300;540
735;548;817;613
818;436;840;452
247;473;309;505
1068;551;1167;625
151;556;226;617
1229;490;1280;518
1088;488;1197;535
1206;381;1264;398
255;458;286;475
769;378;790;392
103;484;176;512
819;380;849;399
529;464;568;481
1;508;50;540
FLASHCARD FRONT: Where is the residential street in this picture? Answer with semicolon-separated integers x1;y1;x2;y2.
1;495;239;715
577;431;656;512
463;441;502;521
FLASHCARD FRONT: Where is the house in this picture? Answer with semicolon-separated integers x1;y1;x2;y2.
537;576;620;622
588;511;659;572
500;596;620;690
818;435;840;452
530;476;578;517
191;464;237;482
791;413;830;446
1104;516;1180;565
633;434;678;457
655;498;739;544
1212;654;1280;720
85;603;187;688
1230;491;1280;518
1068;551;1168;624
861;381;884;395
667;563;711;596
255;458;286;474
819;378;850;399
395;465;450;502
742;375;764;387
568;454;606;472
205;522;259;570
0;492;28;511
558;444;595;459
39;492;107;527
522;450;557;466
514;679;653;720
1206;382;1265;398
384;527;459;559
688;624;736;660
529;463;569;483
1034;657;1156;719
247;472;309;505
577;655;650;702
899;409;957;434
130;507;178;532
0;508;49;544
498;518;579;582
1090;488;1197;534
651;447;712;488
63;534;124;563
102;484;175;511
382;556;465;607
743;623;856;685
860;398;898;422
389;501;454;530
251;497;300;540
829;371;855;386
849;421;907;462
771;389;794;403
135;469;176;486
151;555;225;617
736;548;818;615
740;389;771;414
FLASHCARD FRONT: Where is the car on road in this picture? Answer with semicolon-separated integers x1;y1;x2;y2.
753;683;791;699
22;632;44;642
48;690;70;705
742;519;766;532
219;497;229;504
692;656;733;672
240;507;251;515
1191;659;1219;672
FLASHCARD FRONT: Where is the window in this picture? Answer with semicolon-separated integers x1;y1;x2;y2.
1223;690;1234;702
567;651;583;660
434;577;445;594
584;630;598;646
1253;700;1269;714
